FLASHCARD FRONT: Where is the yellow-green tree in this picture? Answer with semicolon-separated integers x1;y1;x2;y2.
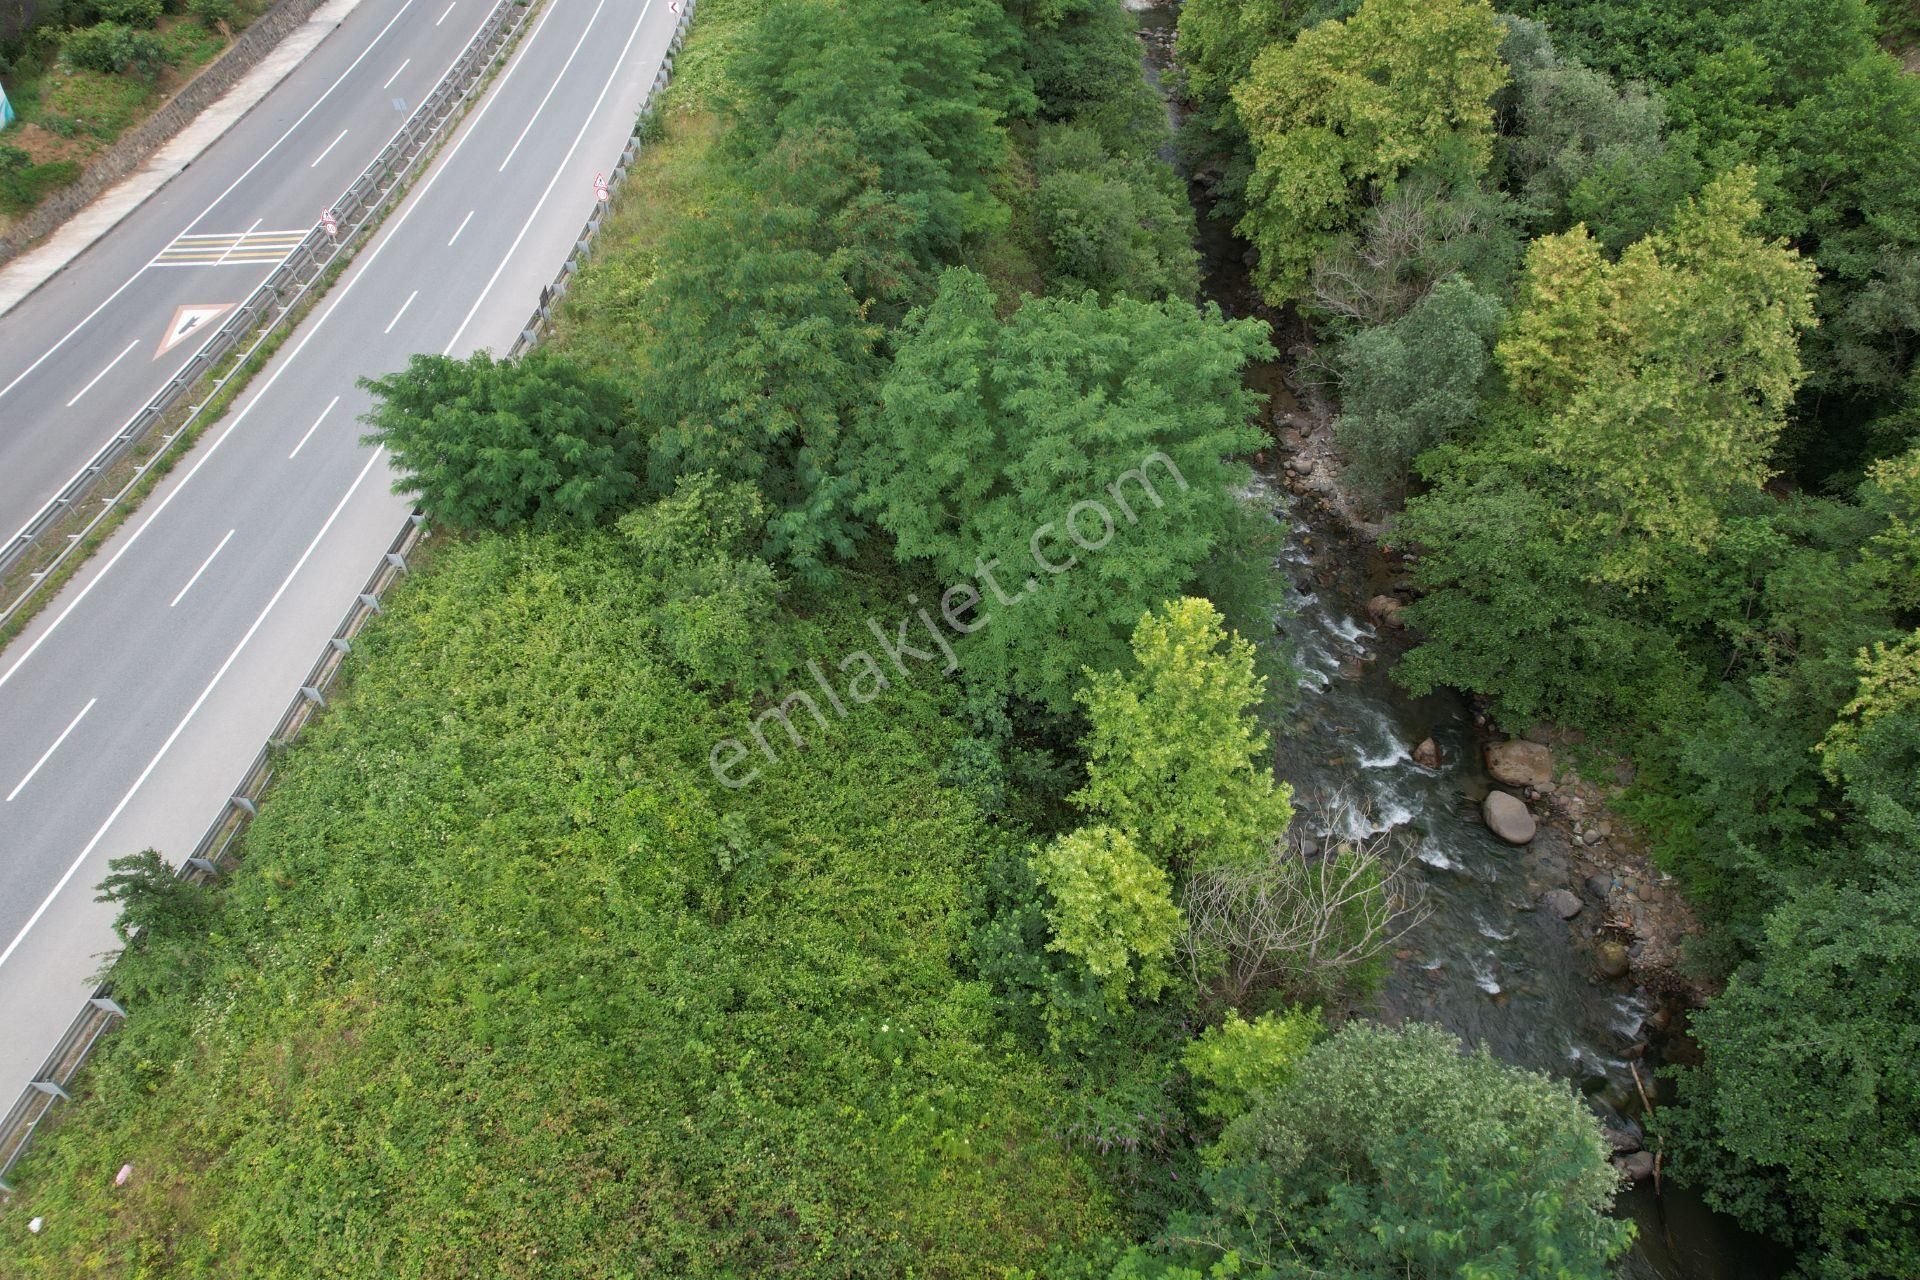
1072;597;1293;871
1497;168;1818;583
1231;0;1508;303
1032;825;1184;1014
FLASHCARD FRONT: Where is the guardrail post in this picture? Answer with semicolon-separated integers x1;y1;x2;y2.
90;997;126;1018
230;795;258;817
28;1081;70;1101
184;856;219;878
384;551;407;572
357;591;381;613
299;685;326;707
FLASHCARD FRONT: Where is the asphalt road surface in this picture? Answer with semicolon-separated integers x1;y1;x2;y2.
0;0;678;1109
0;0;502;544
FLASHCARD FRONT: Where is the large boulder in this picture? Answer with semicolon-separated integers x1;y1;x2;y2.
1542;888;1582;920
1412;737;1441;769
1613;1150;1656;1182
1594;940;1631;979
1483;791;1536;844
1366;594;1404;628
1602;1125;1644;1155
1486;739;1554;788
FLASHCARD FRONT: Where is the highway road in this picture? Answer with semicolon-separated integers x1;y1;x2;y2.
0;0;513;546
0;0;678;1108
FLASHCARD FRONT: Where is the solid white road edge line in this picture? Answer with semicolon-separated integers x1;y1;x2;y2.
450;0;651;354
0;449;383;972
497;0;607;173
0;0;565;696
0;0;427;410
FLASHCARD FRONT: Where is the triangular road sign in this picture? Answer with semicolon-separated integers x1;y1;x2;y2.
156;302;234;357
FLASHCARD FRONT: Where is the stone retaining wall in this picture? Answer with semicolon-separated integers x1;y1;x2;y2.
0;0;331;263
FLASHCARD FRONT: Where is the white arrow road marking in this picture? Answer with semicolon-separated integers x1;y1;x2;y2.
170;528;236;608
155;302;235;357
0;0;567;698
66;340;139;407
6;699;97;803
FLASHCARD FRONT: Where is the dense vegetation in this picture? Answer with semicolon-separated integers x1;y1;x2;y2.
0;0;266;219
0;1;1646;1276
1176;0;1919;1274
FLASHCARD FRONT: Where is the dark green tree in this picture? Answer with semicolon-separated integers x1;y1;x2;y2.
856;269;1272;709
360;349;640;531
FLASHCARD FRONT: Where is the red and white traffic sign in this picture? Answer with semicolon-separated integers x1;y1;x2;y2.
321;208;339;239
593;172;610;204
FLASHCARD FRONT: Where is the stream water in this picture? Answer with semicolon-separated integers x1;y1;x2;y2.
1129;4;1779;1275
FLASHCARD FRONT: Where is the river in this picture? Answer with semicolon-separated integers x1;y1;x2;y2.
1128;3;1780;1275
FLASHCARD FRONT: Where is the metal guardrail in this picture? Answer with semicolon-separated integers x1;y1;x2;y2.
0;0;533;631
0;509;427;1189
0;0;698;1193
507;2;694;357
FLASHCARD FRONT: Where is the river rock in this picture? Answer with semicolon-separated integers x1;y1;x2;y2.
1542;888;1582;919
1585;873;1614;899
1366;594;1404;627
1602;1126;1643;1155
1286;456;1314;476
1412;737;1441;768
1483;791;1536;844
1614;1151;1656;1183
1486;739;1554;788
1595;940;1631;979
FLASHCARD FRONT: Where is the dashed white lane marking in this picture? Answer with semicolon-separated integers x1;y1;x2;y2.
6;699;96;804
437;0;456;23
0;0;424;410
66;341;139;408
384;289;419;334
498;0;608;173
448;209;475;246
0;449;384;973
382;56;412;89
310;127;350;168
170;527;236;608
289;394;340;459
453;0;655;352
0;0;567;698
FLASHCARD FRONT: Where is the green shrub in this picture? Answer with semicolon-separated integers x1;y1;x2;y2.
0;146;81;214
60;21;164;74
187;0;238;29
92;0;163;27
1121;1022;1633;1279
1179;1006;1323;1123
